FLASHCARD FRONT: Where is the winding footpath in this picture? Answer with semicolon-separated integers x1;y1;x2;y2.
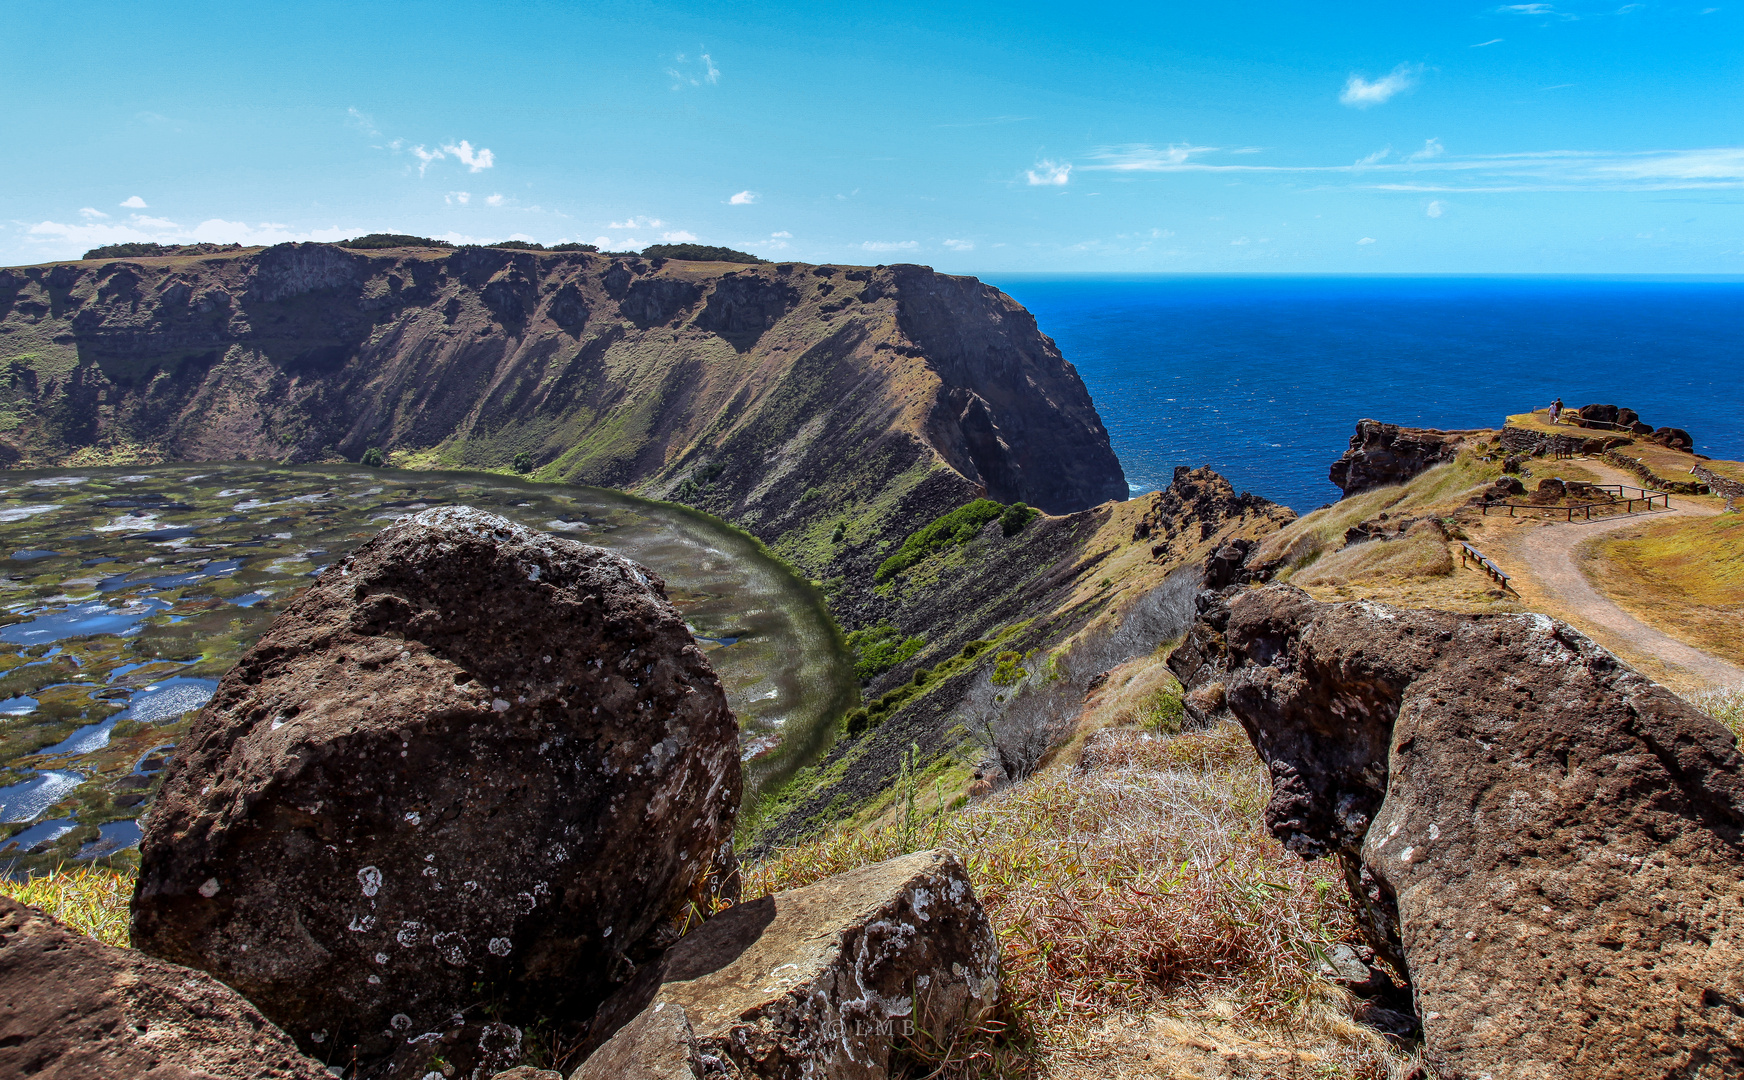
1496;459;1744;691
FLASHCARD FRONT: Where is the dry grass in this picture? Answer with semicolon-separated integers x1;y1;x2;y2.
1579;512;1744;666
744;719;1414;1078
1692;685;1744;745
0;864;132;945
1294;524;1455;592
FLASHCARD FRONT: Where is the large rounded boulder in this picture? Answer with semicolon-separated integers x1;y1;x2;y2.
131;507;741;1059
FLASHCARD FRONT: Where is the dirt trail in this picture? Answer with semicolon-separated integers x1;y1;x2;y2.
1493;459;1743;692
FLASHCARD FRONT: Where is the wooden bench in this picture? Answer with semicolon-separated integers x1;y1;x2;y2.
1460;542;1513;591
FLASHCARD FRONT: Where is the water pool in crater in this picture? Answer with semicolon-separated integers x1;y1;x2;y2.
0;464;856;872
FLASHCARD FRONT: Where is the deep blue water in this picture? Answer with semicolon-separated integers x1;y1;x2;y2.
985;276;1744;513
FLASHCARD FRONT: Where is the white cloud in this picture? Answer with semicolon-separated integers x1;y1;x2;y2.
447;191;472;205
79;208;109;220
1026;159;1072;185
861;240;919;251
120;196;148;209
22;214;352;259
943;239;974;251
1078;141;1744;192
1427;200;1445;217
411;145;443;175
1082;144;1219;172
668;50;721;89
1408;138;1445;162
1356;148;1391;166
347;107;380;136
1357;237;1377;245
1230;236;1251;246
609;216;664;229
593;236;612;246
728;190;757;205
771;230;792;238
1341;64;1420;108
1472;38;1505;46
1499;3;1575;15
485;194;505;207
441;140;495;172
660;230;699;242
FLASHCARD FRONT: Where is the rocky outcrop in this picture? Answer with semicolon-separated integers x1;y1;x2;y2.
0;896;331;1079
575;850;999;1080
1170;584;1744;1079
131;507;741;1063
1129;466;1297;568
1328;420;1483;498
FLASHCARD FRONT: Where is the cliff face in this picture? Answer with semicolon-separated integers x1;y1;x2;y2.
0;245;1124;516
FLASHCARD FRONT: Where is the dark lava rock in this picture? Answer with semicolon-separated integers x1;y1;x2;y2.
575;850;999;1080
1652;425;1695;450
0;895;331;1079
1170;584;1744;1079
1577;403;1620;426
132;507;741;1062
1328;420;1479;498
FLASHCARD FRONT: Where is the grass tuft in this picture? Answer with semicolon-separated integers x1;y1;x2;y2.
0;864;132;946
744;720;1407;1077
1694;685;1744;746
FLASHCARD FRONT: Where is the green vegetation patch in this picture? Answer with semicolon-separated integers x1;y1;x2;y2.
876;498;1007;582
337;233;455;250
846;623;925;680
82;242;245;260
1000;501;1038;536
641;243;765;264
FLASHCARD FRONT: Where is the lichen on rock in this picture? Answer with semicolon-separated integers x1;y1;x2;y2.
576;849;1000;1080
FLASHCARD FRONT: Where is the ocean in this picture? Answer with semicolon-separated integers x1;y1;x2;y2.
986;276;1744;513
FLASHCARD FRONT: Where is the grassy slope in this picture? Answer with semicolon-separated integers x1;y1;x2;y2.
1578;512;1744;666
1254;448;1530;614
752;471;1297;846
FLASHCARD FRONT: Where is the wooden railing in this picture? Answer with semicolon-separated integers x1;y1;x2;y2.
1482;483;1670;521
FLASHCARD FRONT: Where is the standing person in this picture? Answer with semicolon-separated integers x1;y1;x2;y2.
1550;397;1563;425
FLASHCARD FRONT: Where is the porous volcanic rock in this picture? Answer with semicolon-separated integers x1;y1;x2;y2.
574;850;1000;1080
1328;420;1481;498
1170;584;1744;1079
0;896;331;1079
132;507;741;1061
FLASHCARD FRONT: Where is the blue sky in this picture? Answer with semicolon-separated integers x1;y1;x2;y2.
5;1;1742;272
